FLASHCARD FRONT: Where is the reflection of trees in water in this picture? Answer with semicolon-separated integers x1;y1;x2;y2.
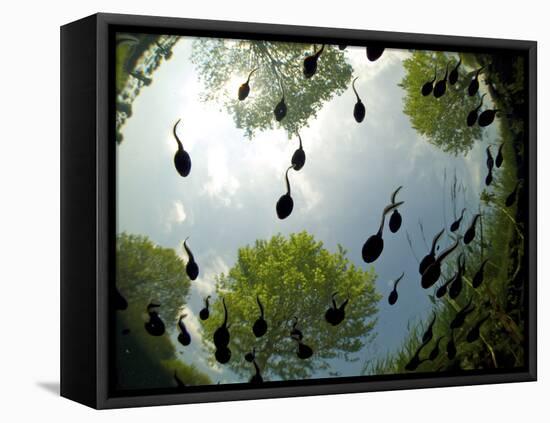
115;233;211;389
201;232;381;381
399;51;484;155
115;34;180;143
191;39;353;139
116;233;190;324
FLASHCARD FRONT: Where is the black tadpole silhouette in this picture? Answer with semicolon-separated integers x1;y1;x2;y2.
245;347;256;363
338;45;347;50
145;303;165;336
448;58;462;86
199;295;211;320
478;108;500;127
405;341;429;371
428;336;444;361
115;286;128;311
448;253;466;300
362;201;405;263
325;292;349;325
249;359;263;384
290;317;303;340
214;298;230;347
450;297;475;329
172;119;191;177
450;208;466;233
291;133;306;171
238;68;258;101
466;93;486;127
252;295;268;337
214;298;231;364
468;66;484;96
421;238;460;289
472;259;489;289
446;329;457;360
366;46;385;62
351;77;366;123
421;66;437;96
422;314;437;344
290;318;313;359
433;62;450;98
273;85;287;122
296;341;313;360
466;314;490;343
183;237;199;280
419;228;445;275
505;181;521;207
495;142;505;168
388;272;405;306
389;186;403;233
436;272;455;299
485;170;493;187
276;166;295;220
177;314;191;346
463;214;481;245
215;347;231;364
245;348;263;383
303;44;325;78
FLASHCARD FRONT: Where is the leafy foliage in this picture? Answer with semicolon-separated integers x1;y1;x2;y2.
399;51;483;155
115;233;211;388
366;55;527;375
191;40;353;139
115;34;179;143
116;232;190;325
201;232;380;381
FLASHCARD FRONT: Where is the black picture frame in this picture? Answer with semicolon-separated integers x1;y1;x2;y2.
60;12;537;409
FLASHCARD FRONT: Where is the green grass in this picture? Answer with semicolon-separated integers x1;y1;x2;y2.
364;55;527;376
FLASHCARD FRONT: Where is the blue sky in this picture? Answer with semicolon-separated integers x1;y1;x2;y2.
117;37;498;383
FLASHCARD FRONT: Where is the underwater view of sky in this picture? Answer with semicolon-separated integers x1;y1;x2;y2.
116;37;499;383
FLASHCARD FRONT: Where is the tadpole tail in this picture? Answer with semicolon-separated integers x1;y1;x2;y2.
183;237;195;262
256;295;264;317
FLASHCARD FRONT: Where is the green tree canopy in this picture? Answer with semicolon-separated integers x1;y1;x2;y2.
191;40;353;139
115;232;211;389
399;51;483;155
201;232;380;381
116;232;189;325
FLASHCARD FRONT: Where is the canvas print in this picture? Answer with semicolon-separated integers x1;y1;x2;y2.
113;32;528;393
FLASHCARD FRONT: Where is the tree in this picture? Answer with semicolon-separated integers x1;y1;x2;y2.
399;51;483;155
115;34;179;144
190;39;353;139
116;232;190;325
115;232;211;388
201;232;380;381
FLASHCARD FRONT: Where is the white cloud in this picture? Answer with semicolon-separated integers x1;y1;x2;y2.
173;201;187;223
162;200;188;233
293;173;323;214
202;146;240;206
195;255;230;297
